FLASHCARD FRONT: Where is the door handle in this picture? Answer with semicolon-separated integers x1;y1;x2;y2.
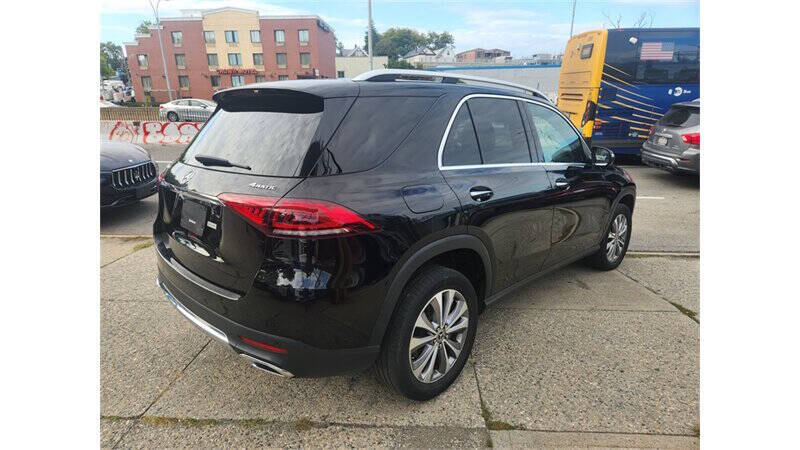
554;178;570;189
469;186;494;202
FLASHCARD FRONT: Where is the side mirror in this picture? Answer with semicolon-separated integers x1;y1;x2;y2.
592;146;615;166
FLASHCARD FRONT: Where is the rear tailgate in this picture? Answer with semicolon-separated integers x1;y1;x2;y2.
154;86;355;295
647;104;699;154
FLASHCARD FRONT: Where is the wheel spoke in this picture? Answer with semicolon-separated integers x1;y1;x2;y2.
412;344;434;378
446;299;468;327
414;312;436;334
444;337;462;357
437;341;450;374
410;334;436;352
606;243;615;260
421;343;439;382
447;316;468;334
441;290;453;327
431;292;444;327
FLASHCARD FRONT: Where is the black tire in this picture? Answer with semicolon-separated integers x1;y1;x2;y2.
167;111;179;122
584;203;632;270
376;265;478;400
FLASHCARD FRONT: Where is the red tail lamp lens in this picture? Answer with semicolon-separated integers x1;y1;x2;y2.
240;336;287;354
217;193;377;238
681;132;700;146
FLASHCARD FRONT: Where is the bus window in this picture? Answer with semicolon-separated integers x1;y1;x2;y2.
633;30;699;84
580;43;593;59
604;31;639;83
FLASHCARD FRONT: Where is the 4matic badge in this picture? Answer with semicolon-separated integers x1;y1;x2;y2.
248;182;276;190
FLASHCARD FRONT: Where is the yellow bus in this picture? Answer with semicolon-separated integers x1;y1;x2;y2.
556;28;699;154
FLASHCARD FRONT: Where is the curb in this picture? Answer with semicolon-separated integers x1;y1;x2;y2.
627;251;699;258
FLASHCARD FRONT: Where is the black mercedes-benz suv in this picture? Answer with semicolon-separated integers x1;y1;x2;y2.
154;70;636;400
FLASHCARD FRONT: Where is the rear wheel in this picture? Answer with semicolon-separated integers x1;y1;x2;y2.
376;265;477;400
167;111;179;122
584;203;632;270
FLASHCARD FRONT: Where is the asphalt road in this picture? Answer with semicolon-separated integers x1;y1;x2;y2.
101;144;700;253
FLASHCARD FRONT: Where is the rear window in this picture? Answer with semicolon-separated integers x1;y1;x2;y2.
658;105;699;127
310;96;436;175
182;92;325;176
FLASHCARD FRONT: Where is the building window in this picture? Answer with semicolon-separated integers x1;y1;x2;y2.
141;76;152;91
178;76;189;89
274;29;285;45
204;31;216;44
231;75;245;87
137;54;148;69
250;30;261;43
225;30;239;43
276;53;287;68
252;53;264;66
255;75;266;83
337;70;345;78
298;29;309;45
210;75;220;88
174;54;185;68
171;31;182;45
278;75;289;81
207;53;218;67
300;52;311;68
228;53;242;66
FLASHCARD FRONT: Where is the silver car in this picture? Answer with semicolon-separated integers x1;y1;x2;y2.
641;99;700;174
159;98;216;122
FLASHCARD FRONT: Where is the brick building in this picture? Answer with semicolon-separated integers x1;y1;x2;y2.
455;48;511;63
124;7;335;103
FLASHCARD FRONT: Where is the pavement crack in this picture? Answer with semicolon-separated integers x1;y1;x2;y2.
616;269;699;324
110;338;211;449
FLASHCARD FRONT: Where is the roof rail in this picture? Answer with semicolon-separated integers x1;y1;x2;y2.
352;69;551;102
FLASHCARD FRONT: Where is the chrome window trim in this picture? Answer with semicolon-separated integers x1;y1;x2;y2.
437;93;589;171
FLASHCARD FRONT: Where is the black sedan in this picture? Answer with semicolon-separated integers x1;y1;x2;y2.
100;141;159;209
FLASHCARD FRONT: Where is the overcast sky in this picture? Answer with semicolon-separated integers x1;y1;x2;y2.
101;0;699;56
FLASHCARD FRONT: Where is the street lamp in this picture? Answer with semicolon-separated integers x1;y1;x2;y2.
148;0;173;101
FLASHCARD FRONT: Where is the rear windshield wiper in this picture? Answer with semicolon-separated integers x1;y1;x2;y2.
194;155;251;170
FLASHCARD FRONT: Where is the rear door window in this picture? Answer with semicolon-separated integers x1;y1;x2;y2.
441;105;482;166
658;105;699;127
467;97;531;164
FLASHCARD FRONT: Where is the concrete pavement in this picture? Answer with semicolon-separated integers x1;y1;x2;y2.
100;238;699;448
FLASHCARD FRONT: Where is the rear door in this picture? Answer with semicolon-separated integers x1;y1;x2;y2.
439;95;553;292
523;101;616;266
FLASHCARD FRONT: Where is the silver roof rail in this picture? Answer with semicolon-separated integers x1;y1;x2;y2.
352;69;551;102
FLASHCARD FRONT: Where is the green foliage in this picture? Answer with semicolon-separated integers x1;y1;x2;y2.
426;31;454;50
100;51;115;79
363;23;381;54
386;59;415;69
374;28;428;60
136;20;154;34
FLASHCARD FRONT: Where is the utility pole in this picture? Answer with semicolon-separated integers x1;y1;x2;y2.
569;0;577;37
149;0;173;101
367;0;373;70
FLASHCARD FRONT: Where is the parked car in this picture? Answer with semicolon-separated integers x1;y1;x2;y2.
154;71;636;400
159;99;216;122
641;99;700;174
100;141;158;209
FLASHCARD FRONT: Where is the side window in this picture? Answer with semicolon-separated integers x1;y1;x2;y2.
442;105;481;166
467;98;530;164
525;103;588;163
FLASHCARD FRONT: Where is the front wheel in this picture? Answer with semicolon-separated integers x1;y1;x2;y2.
584;203;632;270
166;111;179;122
376;265;478;400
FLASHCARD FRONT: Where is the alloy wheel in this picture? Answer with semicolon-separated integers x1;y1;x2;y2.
606;213;628;262
408;289;469;383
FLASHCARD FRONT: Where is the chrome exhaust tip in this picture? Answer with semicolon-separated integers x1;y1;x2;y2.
240;353;294;378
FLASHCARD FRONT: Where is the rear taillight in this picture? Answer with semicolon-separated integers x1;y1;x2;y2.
681;132;700;146
648;125;655;136
240;336;287;354
218;193;377;238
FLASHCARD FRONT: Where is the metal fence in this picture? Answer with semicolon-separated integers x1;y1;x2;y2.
100;107;161;121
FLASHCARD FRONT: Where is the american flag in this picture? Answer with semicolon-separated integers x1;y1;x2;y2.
640;42;675;61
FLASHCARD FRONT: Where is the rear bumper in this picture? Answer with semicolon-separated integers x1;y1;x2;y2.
641;142;700;174
156;263;380;378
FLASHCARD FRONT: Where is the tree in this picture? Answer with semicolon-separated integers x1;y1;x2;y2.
136;20;154;34
101;42;125;71
363;23;381;55
100;51;115;79
602;10;655;28
374;27;428;60
425;31;454;50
